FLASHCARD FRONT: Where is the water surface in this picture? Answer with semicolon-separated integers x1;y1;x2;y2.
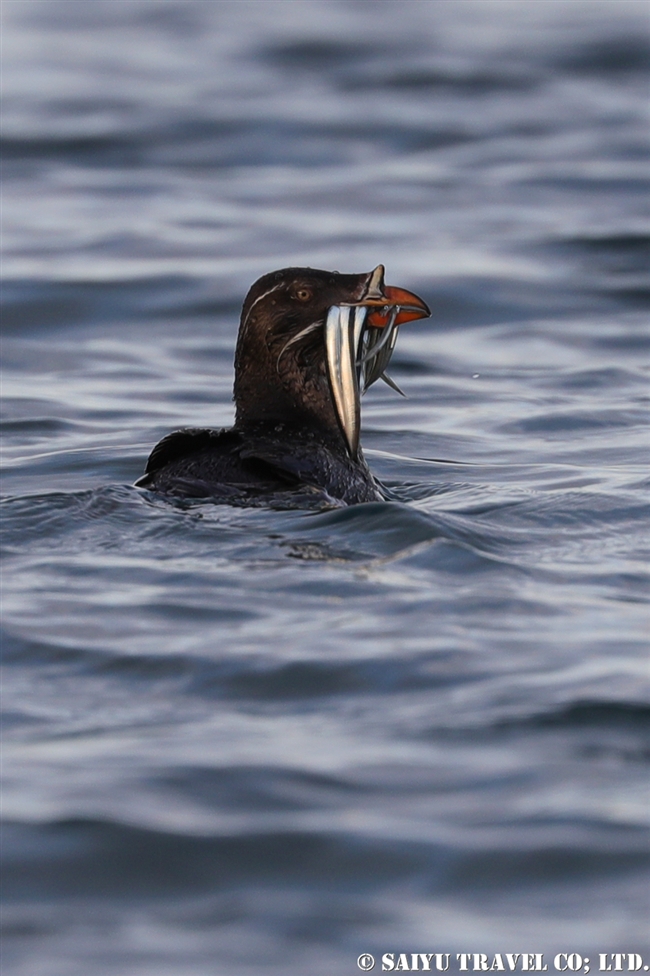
2;2;649;973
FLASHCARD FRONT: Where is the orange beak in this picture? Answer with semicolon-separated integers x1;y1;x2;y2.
365;285;431;328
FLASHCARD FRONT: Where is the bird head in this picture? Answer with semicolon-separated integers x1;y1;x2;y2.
234;265;430;459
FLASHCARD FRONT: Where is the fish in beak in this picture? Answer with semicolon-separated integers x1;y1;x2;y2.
325;265;430;459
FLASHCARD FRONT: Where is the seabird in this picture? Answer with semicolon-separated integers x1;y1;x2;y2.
136;265;430;507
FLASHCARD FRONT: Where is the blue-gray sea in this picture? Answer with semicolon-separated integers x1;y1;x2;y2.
2;2;649;974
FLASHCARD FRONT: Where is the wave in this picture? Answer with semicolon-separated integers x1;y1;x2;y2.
4;813;648;904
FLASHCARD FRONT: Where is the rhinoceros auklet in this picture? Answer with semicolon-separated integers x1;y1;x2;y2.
136;265;430;508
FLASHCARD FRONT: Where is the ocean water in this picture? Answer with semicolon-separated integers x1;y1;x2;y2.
1;2;649;974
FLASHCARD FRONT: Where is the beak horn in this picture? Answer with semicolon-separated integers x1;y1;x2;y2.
364;264;386;301
357;267;430;327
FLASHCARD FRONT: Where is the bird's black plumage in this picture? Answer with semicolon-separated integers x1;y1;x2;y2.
136;266;429;508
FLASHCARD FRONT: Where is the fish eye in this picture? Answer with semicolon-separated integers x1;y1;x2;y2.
293;287;312;302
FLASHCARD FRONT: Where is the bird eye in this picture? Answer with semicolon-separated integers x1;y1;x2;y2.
294;288;312;302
